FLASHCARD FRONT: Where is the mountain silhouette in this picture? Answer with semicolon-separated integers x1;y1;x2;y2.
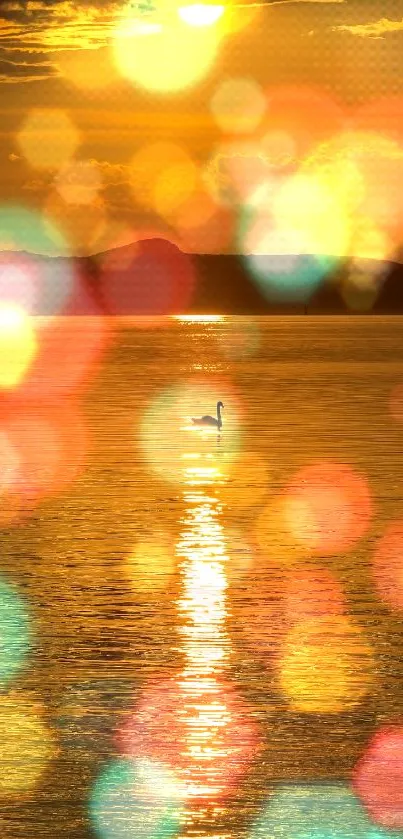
1;240;403;315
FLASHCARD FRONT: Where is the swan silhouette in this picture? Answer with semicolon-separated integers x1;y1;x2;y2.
192;401;224;431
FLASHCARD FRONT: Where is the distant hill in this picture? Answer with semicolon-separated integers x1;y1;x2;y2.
1;240;403;315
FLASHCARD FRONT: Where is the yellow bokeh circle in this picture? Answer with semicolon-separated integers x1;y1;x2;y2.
0;695;56;795
279;615;374;714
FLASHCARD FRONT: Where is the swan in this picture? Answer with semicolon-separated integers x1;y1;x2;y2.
192;401;224;431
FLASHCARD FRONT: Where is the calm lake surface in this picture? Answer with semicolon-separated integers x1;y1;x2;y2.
2;316;403;839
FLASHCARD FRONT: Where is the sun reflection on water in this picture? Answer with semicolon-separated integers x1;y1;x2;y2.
177;479;229;687
175;447;258;835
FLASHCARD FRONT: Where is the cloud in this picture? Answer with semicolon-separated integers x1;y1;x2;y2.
0;0;346;83
223;1;346;4
260;0;346;4
0;71;56;82
0;2;121;56
90;159;128;185
0;47;58;61
334;17;403;38
21;158;130;198
0;57;56;73
0;0;348;66
0;54;57;81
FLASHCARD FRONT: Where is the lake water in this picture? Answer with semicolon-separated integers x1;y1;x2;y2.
2;316;403;839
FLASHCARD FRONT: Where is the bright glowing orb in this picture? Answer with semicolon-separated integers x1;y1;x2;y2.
0;576;32;687
0;305;36;389
116;677;260;801
17;109;80;172
273;171;350;258
0;695;55;795
178;4;225;27
172;314;223;322
55;159;102;206
89;757;182;839
114;9;222;92
139;378;241;483
205;140;271;207
172;184;234;252
129;141;196;213
0;400;87;527
279;615;374;713
0;261;37;312
282;460;372;555
210;76;267;134
0;204;66;257
250;783;395;839
263;85;346;159
0;241;76;319
353;726;403;829
238;174;340;303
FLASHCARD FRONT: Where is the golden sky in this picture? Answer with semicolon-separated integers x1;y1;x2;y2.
1;0;403;255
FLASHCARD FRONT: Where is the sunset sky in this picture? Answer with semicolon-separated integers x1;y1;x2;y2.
1;0;403;255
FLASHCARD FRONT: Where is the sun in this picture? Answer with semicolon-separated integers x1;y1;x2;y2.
172;314;224;322
114;3;224;92
178;4;225;27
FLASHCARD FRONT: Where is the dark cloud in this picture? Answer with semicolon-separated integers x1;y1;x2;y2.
0;55;57;81
0;47;55;60
0;57;55;72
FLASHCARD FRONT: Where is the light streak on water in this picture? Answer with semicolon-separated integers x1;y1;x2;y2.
176;464;230;803
175;449;258;836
